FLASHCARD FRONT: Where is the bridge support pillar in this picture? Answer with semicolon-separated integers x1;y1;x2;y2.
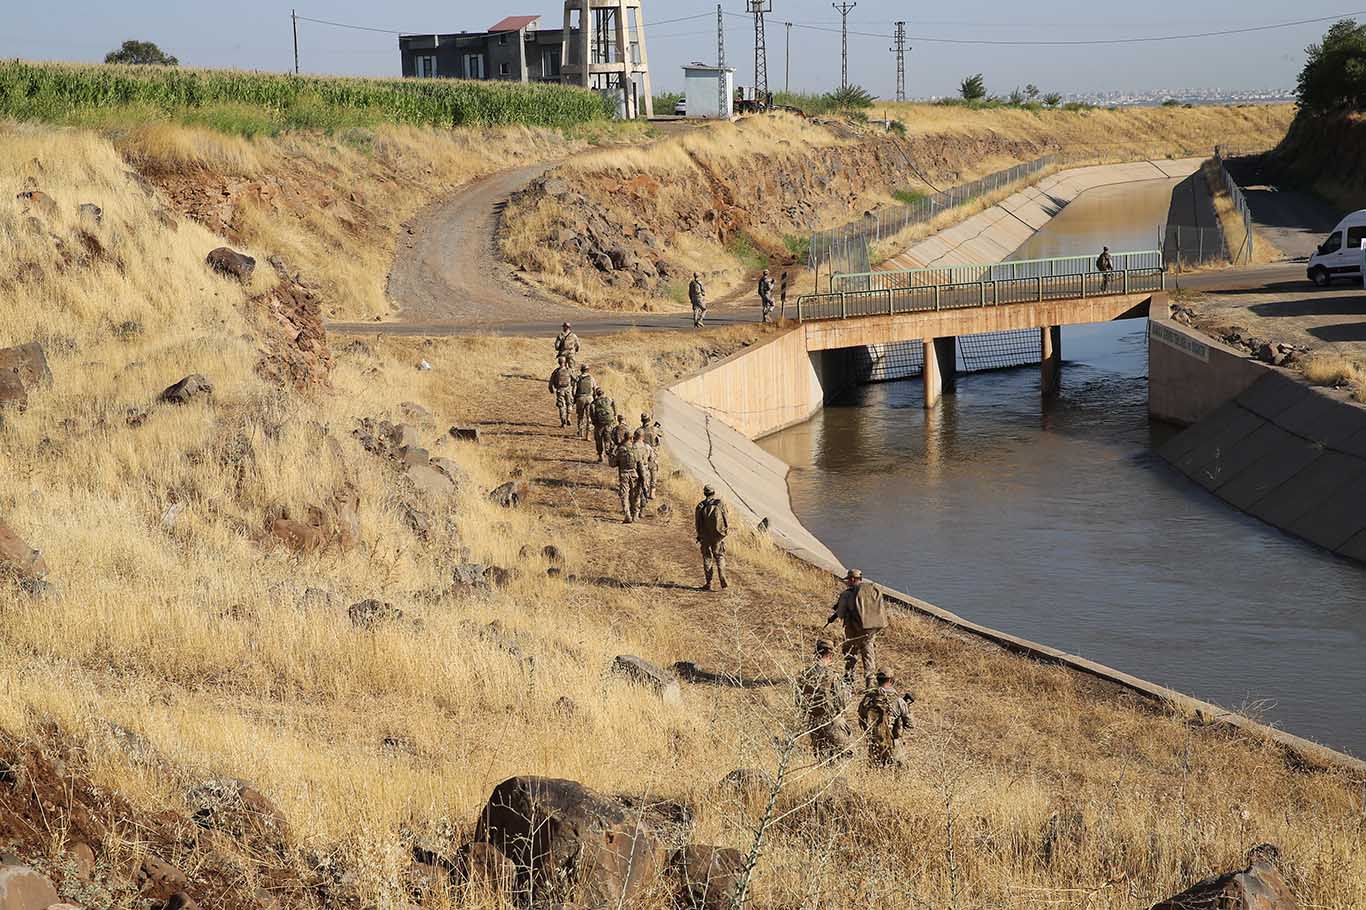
923;336;957;409
1041;325;1062;397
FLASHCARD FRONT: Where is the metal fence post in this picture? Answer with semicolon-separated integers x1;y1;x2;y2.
840;294;847;319
1123;269;1129;294
1037;276;1043;302
933;285;940;311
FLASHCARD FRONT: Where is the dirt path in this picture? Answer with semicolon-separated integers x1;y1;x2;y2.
1225;158;1345;260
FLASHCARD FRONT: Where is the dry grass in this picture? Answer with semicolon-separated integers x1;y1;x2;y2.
1200;157;1285;265
2;121;1364;909
1302;352;1366;401
503;106;1298;314
114;122;592;323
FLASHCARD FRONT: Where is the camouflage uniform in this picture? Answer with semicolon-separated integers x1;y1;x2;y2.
639;417;661;498
796;660;853;758
832;579;886;687
590;393;617;463
689;276;707;328
609;419;632;451
555;329;581;359
857;684;913;769
694;491;729;589
630;438;653;517
574;371;598;438
614;442;647;523
548;363;574;427
759;271;776;323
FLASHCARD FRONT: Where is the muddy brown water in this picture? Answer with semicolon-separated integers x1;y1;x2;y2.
760;178;1366;757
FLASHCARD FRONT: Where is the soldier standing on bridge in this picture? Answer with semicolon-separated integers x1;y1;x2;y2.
828;568;889;688
759;269;776;324
1096;246;1114;291
689;273;707;328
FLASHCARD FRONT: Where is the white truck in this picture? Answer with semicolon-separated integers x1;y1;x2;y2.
1306;209;1366;287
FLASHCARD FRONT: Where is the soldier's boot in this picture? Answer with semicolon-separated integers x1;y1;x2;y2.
716;560;729;590
703;565;714;591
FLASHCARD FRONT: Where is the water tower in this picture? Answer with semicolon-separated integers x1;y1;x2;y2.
560;0;654;118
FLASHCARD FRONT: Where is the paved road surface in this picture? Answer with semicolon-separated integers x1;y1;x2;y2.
1224;159;1344;260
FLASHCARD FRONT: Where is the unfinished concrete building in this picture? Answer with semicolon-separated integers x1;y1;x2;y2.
560;0;654;118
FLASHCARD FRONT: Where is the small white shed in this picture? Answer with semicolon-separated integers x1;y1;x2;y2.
683;65;735;119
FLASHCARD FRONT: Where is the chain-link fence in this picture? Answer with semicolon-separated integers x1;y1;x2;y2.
1160;224;1230;270
1214;148;1256;264
862;330;1049;383
808;155;1058;280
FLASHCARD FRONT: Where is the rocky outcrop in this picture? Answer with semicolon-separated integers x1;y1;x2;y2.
1152;845;1297;910
250;269;333;389
474;776;670;908
0;862;59;910
611;655;683;705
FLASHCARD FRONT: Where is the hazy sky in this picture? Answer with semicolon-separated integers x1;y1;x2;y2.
3;1;1350;97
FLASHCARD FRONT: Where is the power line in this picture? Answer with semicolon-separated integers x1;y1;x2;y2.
831;2;856;91
759;9;1366;47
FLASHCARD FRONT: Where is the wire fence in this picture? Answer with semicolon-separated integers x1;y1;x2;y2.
862;330;1051;383
1214;147;1256;264
808;155;1058;279
1160;224;1230;270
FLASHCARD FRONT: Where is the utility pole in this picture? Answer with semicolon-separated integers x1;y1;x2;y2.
784;21;792;94
292;9;300;75
747;1;771;107
832;2;856;91
717;3;726;117
891;20;906;102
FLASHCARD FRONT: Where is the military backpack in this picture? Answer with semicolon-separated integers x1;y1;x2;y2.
575;374;595;398
863;691;897;753
591;398;615;427
697;498;727;538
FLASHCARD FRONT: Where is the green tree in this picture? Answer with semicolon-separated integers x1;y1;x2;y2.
653;91;683;113
1008;87;1025;106
960;74;986;102
1024;83;1040;100
105;39;179;66
1042;92;1062;108
1296;19;1366;114
825;84;875;109
1162;98;1181;107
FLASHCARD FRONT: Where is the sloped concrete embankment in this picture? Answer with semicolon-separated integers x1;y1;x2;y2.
659;321;1366;774
1150;309;1366;563
883;158;1203;270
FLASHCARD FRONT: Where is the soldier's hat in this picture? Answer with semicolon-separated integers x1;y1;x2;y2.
562;321;572;329
814;638;834;654
640;412;649;421
875;670;895;686
845;568;863;581
581;364;590;372
702;484;716;496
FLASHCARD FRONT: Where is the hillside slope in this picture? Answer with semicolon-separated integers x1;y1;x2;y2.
501;105;1295;311
1269;110;1366;210
2;115;1363;910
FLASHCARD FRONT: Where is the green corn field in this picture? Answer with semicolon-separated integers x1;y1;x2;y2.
0;61;612;132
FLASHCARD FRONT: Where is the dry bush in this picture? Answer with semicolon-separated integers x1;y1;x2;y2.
1199;157;1285;265
1302;352;1366;400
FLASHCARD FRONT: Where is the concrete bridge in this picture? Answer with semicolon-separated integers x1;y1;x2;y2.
673;255;1167;437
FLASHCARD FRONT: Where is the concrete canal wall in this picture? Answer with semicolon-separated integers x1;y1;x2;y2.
1149;309;1366;563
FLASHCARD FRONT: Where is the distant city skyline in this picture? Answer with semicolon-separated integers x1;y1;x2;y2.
1;1;1348;99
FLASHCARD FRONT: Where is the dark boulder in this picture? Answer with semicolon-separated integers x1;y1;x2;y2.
0;862;59;910
206;247;256;284
0;343;52;410
474;776;668;907
348;599;403;629
160;374;213;405
611;655;683;705
489;481;528;508
1151;844;1297;910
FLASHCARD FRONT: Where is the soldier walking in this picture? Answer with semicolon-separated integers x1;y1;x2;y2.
609;413;632;454
574;366;598;438
694;484;729;590
590;388;616;463
1096;246;1114;291
639;414;661;499
547;357;575;428
796;638;853;759
689;272;707;328
827;568;888;688
758;268;776;323
857;670;914;769
614;431;648;523
555;322;580;359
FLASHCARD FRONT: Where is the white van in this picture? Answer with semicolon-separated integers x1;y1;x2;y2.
1307;210;1366;287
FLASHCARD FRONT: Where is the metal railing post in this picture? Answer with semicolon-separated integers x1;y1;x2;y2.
797;298;803;321
887;290;894;316
1122;269;1129;295
1036;276;1043;303
933;285;941;311
840;294;847;319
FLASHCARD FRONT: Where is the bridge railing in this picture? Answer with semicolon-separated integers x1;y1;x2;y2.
793;267;1166;323
831;249;1164;293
